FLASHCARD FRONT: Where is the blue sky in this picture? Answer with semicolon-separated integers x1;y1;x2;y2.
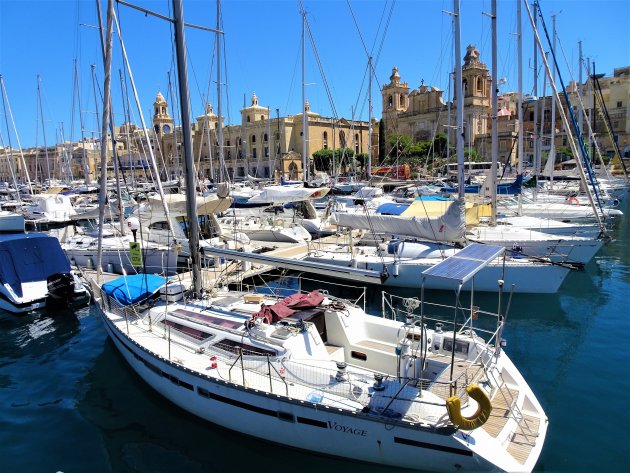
1;0;628;148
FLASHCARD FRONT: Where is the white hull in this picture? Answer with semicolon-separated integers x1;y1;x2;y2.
98;289;546;472
65;247;179;275
305;250;569;293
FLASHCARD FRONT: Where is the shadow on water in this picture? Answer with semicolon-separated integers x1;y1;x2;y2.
77;332;416;473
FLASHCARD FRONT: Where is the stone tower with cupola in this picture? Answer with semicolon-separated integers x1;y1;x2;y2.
381;67;409;134
152;91;173;139
455;44;491;139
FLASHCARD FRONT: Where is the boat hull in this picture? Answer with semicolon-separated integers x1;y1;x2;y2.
100;311;498;472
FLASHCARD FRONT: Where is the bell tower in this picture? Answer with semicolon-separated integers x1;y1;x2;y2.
381;67;409;134
454;45;491;141
153;92;173;138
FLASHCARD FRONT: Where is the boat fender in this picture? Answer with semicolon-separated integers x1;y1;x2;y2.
446;384;492;430
567;196;579;205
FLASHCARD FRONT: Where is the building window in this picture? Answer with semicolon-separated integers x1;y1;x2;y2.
247;115;251;123
251;135;256;144
400;95;405;107
263;133;268;142
227;150;232;160
354;133;360;153
264;147;269;157
339;131;346;148
253;148;257;160
261;115;265;121
161;107;165;114
323;131;328;149
388;95;393;109
617;101;623;108
463;79;468;96
529;111;534;121
476;77;483;93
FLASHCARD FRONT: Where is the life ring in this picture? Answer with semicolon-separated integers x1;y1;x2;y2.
567;197;579;205
446;384;492;430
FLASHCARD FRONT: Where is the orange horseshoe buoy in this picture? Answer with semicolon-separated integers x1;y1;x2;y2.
567;196;579;205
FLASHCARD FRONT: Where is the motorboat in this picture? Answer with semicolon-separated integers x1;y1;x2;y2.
0;213;89;313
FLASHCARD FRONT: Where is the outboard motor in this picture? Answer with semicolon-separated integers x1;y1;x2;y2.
47;273;76;304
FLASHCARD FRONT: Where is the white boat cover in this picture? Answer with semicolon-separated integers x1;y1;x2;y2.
147;194;232;216
247;185;330;204
332;198;466;243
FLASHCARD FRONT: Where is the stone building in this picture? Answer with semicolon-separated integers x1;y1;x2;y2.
381;45;493;161
189;92;374;181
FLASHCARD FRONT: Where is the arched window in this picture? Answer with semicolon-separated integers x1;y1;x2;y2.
247;115;251;123
388;95;393;108
463;79;468;96
226;140;231;147
476;77;483;93
161;107;165;114
251;134;256;143
261;115;265;121
323;131;328;149
263;133;268;142
400;95;405;107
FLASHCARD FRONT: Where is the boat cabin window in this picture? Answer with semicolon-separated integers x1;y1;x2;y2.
149;221;169;231
442;338;470;356
214;338;276;357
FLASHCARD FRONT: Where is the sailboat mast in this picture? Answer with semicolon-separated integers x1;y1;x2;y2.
578;41;583;139
37;75;52;184
490;0;498;225
549;14;557;186
516;0;523;215
216;0;225;184
367;56;373;181
453;0;465;200
172;0;201;295
532;1;539;201
301;8;309;183
95;0;114;282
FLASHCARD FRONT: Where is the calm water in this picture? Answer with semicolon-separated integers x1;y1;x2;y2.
1;200;629;473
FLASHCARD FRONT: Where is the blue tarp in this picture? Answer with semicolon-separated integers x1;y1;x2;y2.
102;274;169;306
413;195;449;201
0;233;71;297
376;203;409;215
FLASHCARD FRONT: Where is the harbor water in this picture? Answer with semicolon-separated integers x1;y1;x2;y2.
1;199;629;472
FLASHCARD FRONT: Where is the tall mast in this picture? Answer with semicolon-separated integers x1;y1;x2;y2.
516;0;523;215
549;14;557;185
367;56;373;181
37;75;52;184
172;0;201;295
301;8;309;183
453;0;465;200
95;0;114;282
532;1;539;201
96;0;126;236
75;59;90;185
216;0;225;183
489;0;498;225
577;41;583;138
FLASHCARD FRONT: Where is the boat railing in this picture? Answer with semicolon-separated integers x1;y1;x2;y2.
238;274;367;312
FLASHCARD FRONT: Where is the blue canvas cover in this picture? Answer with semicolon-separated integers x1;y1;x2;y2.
376;203;409;215
102;274;169;306
0;233;71;297
414;195;449;201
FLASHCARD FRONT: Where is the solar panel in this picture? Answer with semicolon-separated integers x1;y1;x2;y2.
421;243;505;287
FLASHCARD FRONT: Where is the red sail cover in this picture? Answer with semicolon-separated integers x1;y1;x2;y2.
253;290;324;324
